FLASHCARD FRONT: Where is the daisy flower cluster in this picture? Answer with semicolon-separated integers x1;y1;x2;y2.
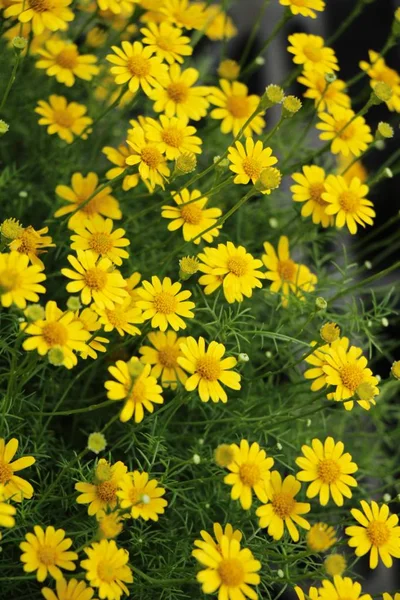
0;0;399;599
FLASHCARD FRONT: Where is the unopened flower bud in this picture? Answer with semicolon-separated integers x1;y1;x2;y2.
384;168;393;179
315;297;327;311
128;357;144;379
95;459;112;482
320;322;340;344
255;167;282;192
391;360;400;380
179;256;199;280
24;304;45;322
193;453;201;465
214;156;229;169
282;95;302;117
269;217;278;229
67;296;82;311
140;493;151;505
88;432;107;454
175;153;197;175
364;260;372;270
371;82;393;105
377;121;394;139
392;8;400;37
214;444;235;467
255;57;265;66
260;84;284;110
375;140;385;150
276;442;282;450
277;569;284;578
217;59;240;80
12;36;27;54
383;493;392;503
238;353;249;363
0;218;23;240
0;120;9;136
48;347;64;366
325;72;337;83
381;317;389;327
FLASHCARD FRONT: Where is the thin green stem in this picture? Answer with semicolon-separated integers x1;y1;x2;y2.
330;261;400;303
239;0;271;67
0;53;22;111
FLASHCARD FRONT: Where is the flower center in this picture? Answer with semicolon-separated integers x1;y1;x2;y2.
153;291;177;314
130;380;146;404
303;44;322;63
97;480;117;503
15;230;39;254
309;182;327;205
367;520;390;547
161;126;184;148
226;95;250;118
239;463;260;487
167;82;189;103
89;232;114;255
180;203;203;225
158;345;179;368
53;109;75;128
278;259;296;281
141;146;163;169
105;307;126;328
335;119;355;141
42;322;68;346
196;356;221;381
272;492;296;519
218;558;245;587
28;0;50;12
227;256;248;277
84;267;107;291
339;191;360;213
38;545;57;566
339;364;364;392
317;458;341;484
0;462;13;484
156;35;174;52
97;560;117;583
56;46;79;69
242;156;261;180
127;55;151;78
0;268;20;292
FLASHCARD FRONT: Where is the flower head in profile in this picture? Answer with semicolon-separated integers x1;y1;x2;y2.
22;300;90;369
0;251;46;309
256;471;311;541
360;50;400;113
0;485;16;528
8;225;55;268
160;0;207;31
0;438;35;502
139;330;187;388
178;336;241;403
97;510;123;540
55;172;121;230
318;576;372;600
202;4;237;41
304;337;348;392
291;165;333;227
75;458;127;516
20;525;78;582
4;0;74;35
36;40;99;87
192;533;261;600
198;241;265;304
161;188;221;244
223;439;274;509
105;358;164;423
145;115;202;160
322;175;375;234
136;276;195;331
262;236;317;307
298;71;350;113
125;126;170;191
307;522;337;552
149;64;210;121
117;471;168;521
316;106;373;157
296;437;358;506
74;308;109;360
345;500;400;569
209;80;265;137
81;539;133;600
70;216;130;266
228;137;278;193
94;297;143;337
141;22;192;64
102;142;140;192
287;33;338;74
97;0;136;15
280;0;325;19
41;578;97;600
35;96;92;144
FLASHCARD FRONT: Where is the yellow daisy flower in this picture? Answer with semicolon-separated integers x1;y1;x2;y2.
94;295;142;337
3;22;53;55
214;444;235;468
360;50;400;113
0;438;35;502
141;22;192;64
324;553;347;576
198;241;265;303
106;40;167;96
35;95;92;144
136;275;195;331
0;251;46;309
256;471;311;541
97;510;123;540
139;330;187;388
223;439;273;509
102;142;140;191
20;525;78;582
304;337;349;392
296;437;358;506
318;576;372;600
4;0;74;35
149;64;210;121
70;216;130;266
105;358;164;423
338;154;368;185
291;165;333;227
193;523;243;555
178;336;241;403
75;458;127;516
0;485;16;528
287;33;339;74
280;0;325;19
61;250;128;309
160;0;207;30
144;115;202;160
228;137;278;192
161;188;221;243
201;3;237;41
262;236;317;307
41;578;97;600
125;126;170;190
97;0;136;15
117;471;167;521
297;70;350;113
55;172;122;230
322;175;375;234
22;300;90;369
307;522;337;552
316;106;373;157
124;271;142;306
81;539;133;599
8;225;55;268
86;26;109;48
346;500;400;569
35;40;99;87
192;534;261;600
74;307;109;360
209;79;265;137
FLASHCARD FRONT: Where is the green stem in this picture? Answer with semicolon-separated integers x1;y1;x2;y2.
367;146;400;187
31;400;114;416
239;0;271;67
326;0;366;46
0;53;22;111
347;36;396;89
330;261;400;303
